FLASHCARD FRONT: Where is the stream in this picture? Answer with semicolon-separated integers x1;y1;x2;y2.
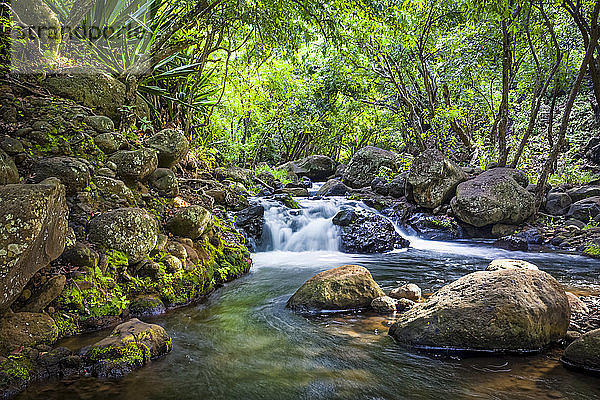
17;188;600;400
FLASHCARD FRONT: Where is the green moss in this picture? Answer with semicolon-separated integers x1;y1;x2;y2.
584;243;600;259
52;313;78;337
86;341;150;367
0;355;34;387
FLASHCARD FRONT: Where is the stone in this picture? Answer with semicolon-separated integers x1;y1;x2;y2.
286;265;385;312
491;224;518;238
337;210;410;253
563;328;600;373
165;206;212;240
85;115;114;133
388;174;406;198
389;283;421;302
0;182;68;313
371;177;389;196
486;259;539;272
214;166;253;185
128;295;166;318
108;148;158;182
18;275;66;313
145;129;189;168
566;197;600;222
31;157;91;195
60;243;99;270
0;313;58;355
566;292;589;314
0;149;19;185
256;170;276;188
388;269;570;352
93;176;136;204
407;149;468;208
332;209;356;226
280;187;309;197
88;208;158;264
278;155;337;181
11;0;61;55
85;318;172;378
451;168;536;227
94;132;125;154
148;168;179;197
371;296;414;313
343;146;399;189
545;192;573;216
493;236;529;251
0;138;24;156
567;186;600;203
234;205;265;249
316;179;350;197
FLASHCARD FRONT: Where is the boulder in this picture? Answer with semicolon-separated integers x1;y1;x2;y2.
567;186;600;203
486;259;539;271
280;187;309;197
389;283;421;302
0;149;19;185
279;155;337;181
0;312;58;355
88;208;158;264
129;295;166;318
371;177;390;196
0;137;24;156
108;148;158;182
31;157;91;195
234;205;265;247
256;170;276;188
343;146;399;189
17;275;66;313
165;206;212;240
93;176;136;205
388;269;570;352
563;328;600;373
544;192;572;216
60;243;99;270
388;174;406;198
11;0;61;55
94;132;126;154
371;296;414;313
451;168;536;227
566;197;600;222
85;318;171;378
148;168;179;198
316;179;350;197
85;115;114;133
145;129;189;168
407;149;467;208
332;209;356;226
214;166;253;185
0;182;68;313
566;292;589;314
286;265;385;311
334;210;410;253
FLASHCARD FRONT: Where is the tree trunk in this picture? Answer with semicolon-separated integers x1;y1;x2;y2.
498;17;511;167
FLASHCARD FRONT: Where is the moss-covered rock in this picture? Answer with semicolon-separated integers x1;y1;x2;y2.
287;265;385;312
88;208;158;264
31;157;92;195
0;313;58;355
342;146;399;189
145;129;189;168
165;206;212;240
148;168;179;198
563;328;600;373
108;148;158;182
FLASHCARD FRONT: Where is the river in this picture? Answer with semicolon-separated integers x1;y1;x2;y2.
17;191;600;400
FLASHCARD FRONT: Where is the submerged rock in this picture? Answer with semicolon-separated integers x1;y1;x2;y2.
388;268;570;352
335;210;409;253
287;265;385;312
343;146;399;189
563;328;600;373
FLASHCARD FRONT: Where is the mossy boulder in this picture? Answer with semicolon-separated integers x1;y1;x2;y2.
93;132;126;154
148;168;179;198
108;148;158;182
84;318;172;378
84;115;114;133
0;182;68;313
316;179;350;197
388;269;570;352
165;206;212;240
145;129;189;168
279;155;337;181
93;176;136;205
451;168;535;227
31;157;91;195
407;149;467;209
129;295;166;318
88;208;158;264
214;166;253;185
0;313;58;355
342;146;399;189
0;149;19;185
286;265;385;312
563;328;600;373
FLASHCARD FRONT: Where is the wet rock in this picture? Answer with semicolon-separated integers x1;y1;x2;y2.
566;197;600;222
451;168;535;227
129;295;166;318
407;149;467;209
371;177;389;196
17;275;66;313
388;174;406;198
93;176;136;205
493;235;529;251
31;157;91;195
234;205;265;248
491;224;518;238
279;155;337;181
0;182;68;313
88;208;158;264
566;292;589;314
0;149;19;185
486;259;539;271
272;193;299;209
145;129;189;168
280;187;309;197
332;209;356;226
317;179;350;197
389;269;570;352
389;283;421;302
371;296;414;313
85;318;171;379
343;146;399;189
108;148;158;182
85;115;114;133
286;265;385;312
148;168;179;198
0;313;58;355
165;206;212;240
563;328;600;373
545;192;573;216
407;214;461;240
337;210;409;253
567;186;600;203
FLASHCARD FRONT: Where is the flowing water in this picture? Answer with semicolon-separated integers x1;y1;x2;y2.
18;191;600;400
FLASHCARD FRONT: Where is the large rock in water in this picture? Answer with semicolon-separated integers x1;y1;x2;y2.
279;155;337;181
562;328;600;372
85;318;172;378
333;209;410;253
451;168;536;227
145;128;189;168
388;269;570;352
287;265;385;312
407;149;467;208
343;146;399;189
0;312;58;355
0;182;68;313
165;206;212;240
88;208;158;264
